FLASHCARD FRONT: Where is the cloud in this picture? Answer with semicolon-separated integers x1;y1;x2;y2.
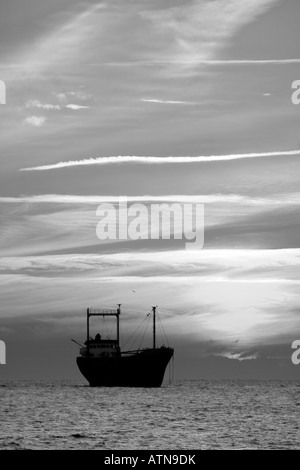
140;98;192;104
23;116;46;127
2;193;300;206
102;58;300;67
55;93;67;102
39;92;93;115
204;59;300;65
2;248;300;277
217;351;259;361
65;104;90;110
25;100;61;110
19;149;300;171
65;91;92;101
54;91;92;102
25;100;90;111
140;0;279;74
13;4;106;77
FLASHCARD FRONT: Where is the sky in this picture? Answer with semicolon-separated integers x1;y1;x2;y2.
0;0;300;380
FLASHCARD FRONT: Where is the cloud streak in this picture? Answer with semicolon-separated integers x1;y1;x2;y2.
23;116;46;127
25;100;61;111
65;104;90;110
140;98;193;104
25;100;90;111
20;150;300;171
102;58;300;67
2;248;299;276
2;193;300;206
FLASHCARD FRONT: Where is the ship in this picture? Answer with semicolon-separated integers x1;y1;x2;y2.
74;305;174;387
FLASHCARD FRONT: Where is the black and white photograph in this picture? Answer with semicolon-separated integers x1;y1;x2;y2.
0;0;299;453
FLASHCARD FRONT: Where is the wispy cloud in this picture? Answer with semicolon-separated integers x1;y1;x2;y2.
140;0;279;74
65;91;92;101
1;249;300;279
140;98;193;104
65;104;90;110
13;4;106;78
102;58;300;67
200;58;300;65
23;116;46;127
2;193;300;206
54;91;92;102
20;150;300;171
25;100;90;111
25;100;61;111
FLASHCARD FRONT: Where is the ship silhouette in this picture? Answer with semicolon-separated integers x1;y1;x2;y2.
74;305;174;387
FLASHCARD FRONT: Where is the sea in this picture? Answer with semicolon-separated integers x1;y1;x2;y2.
0;380;299;450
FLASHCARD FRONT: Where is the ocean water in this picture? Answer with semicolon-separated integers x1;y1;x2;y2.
0;380;299;450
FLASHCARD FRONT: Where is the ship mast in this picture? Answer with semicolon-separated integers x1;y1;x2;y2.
86;305;121;356
152;306;156;350
117;304;121;344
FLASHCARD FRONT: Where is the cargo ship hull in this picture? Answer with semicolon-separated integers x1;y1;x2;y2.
77;347;173;387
